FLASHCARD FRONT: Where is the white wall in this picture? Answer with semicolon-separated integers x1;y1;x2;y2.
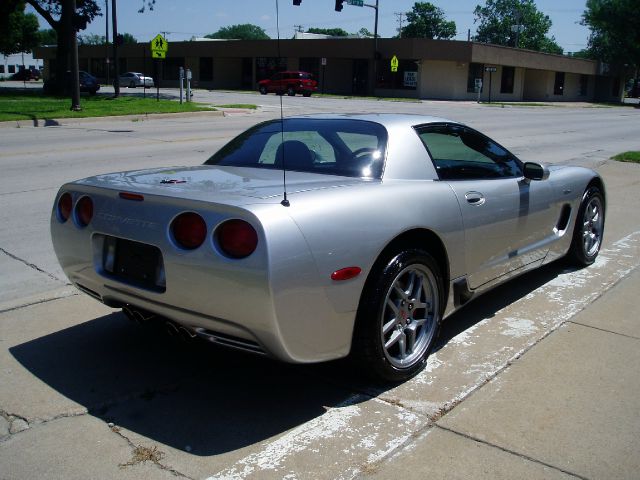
1;52;42;79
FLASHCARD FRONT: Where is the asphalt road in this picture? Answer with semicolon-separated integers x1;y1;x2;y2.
1;92;639;478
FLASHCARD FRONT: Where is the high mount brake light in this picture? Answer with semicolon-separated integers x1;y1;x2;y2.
171;212;207;250
58;192;72;222
76;196;94;227
216;219;258;259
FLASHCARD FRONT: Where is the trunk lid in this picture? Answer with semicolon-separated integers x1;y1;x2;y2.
74;165;373;206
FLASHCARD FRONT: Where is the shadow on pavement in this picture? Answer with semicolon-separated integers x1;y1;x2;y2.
9;260;572;455
9;311;363;456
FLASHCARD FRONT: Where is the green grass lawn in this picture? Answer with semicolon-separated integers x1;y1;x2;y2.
612;151;640;164
0;90;216;122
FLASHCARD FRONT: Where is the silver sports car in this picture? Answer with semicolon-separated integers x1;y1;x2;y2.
51;114;605;381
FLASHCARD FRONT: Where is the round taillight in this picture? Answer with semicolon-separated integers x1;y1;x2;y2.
58;192;72;222
76;196;93;227
216;219;258;259
172;212;207;249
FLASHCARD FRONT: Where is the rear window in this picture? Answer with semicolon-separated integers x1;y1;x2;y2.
205;118;388;178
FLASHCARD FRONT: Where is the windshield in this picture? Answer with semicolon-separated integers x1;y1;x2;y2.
205;118;388;179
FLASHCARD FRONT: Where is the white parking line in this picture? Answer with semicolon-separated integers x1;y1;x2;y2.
206;232;640;479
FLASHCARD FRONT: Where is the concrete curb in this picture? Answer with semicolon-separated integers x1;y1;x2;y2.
0;109;226;129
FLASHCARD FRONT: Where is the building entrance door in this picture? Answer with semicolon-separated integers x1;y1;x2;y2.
352;59;368;96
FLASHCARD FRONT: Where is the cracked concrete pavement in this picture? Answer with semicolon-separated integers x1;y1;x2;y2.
0;94;639;479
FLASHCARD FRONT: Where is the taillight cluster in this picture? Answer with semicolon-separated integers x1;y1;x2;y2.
56;192;94;227
171;213;258;258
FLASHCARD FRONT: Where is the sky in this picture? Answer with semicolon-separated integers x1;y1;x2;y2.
29;0;591;54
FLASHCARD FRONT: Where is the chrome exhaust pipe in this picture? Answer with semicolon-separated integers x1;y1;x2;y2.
165;321;180;337
178;326;197;342
133;309;155;323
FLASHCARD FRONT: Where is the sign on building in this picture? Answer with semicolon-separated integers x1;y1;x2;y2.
403;71;417;87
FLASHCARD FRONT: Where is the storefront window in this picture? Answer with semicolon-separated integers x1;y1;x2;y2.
500;66;514;94
256;57;287;81
467;63;484;92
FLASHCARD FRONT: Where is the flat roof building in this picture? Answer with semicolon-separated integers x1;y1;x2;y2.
34;37;623;102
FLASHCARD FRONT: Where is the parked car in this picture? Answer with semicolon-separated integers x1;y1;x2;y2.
10;67;41;81
118;72;154;88
50;114;605;382
258;71;317;96
43;70;100;95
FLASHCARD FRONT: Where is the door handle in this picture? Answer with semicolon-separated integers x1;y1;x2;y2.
465;191;485;206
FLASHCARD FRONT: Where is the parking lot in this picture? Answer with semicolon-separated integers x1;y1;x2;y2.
1;92;639;479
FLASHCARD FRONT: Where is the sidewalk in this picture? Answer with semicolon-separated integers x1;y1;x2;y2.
362;267;640;480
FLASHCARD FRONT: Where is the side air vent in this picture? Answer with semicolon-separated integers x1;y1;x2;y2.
554;204;572;235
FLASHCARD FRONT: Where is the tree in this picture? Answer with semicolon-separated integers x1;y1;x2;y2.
401;2;456;40
306;27;350;37
582;0;639;67
205;24;270;40
38;28;58;46
3;0;101;92
0;1;40;55
78;33;105;45
121;32;137;44
473;0;563;54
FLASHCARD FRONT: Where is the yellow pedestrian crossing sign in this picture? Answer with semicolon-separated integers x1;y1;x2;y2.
391;55;399;72
150;34;168;59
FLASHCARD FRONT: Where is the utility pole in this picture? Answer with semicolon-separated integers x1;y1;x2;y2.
65;0;81;110
105;0;109;86
512;8;523;48
293;24;304;33
112;0;120;97
394;12;404;38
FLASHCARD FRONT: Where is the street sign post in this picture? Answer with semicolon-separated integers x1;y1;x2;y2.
484;66;496;103
150;34;168;59
150;34;169;102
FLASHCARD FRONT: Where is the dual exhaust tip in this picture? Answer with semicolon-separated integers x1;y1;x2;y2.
122;306;196;342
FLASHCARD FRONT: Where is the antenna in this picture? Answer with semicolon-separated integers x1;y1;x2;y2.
276;0;290;207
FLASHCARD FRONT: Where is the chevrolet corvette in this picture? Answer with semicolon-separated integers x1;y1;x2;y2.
51;114;605;381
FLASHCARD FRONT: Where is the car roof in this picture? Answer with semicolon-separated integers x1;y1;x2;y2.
284;113;458;130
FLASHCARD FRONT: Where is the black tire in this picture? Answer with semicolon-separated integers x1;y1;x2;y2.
259;86;267;95
287;87;296;96
129;81;136;88
302;92;312;97
352;249;444;382
567;185;605;266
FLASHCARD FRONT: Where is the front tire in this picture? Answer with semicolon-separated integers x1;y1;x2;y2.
567;186;605;266
353;249;443;382
259;86;267;95
287;87;296;96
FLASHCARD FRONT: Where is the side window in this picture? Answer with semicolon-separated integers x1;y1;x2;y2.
418;125;522;180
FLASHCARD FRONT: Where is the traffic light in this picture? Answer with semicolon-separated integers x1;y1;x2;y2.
293;0;302;5
335;0;344;11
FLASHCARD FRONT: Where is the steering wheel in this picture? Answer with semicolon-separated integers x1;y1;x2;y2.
351;147;378;158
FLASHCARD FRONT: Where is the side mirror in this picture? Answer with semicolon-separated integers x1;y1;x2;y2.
523;162;550;181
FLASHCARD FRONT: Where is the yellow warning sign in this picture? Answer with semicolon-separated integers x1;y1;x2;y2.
390;55;399;72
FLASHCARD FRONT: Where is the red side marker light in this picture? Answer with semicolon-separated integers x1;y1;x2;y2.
119;192;144;201
331;266;362;281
